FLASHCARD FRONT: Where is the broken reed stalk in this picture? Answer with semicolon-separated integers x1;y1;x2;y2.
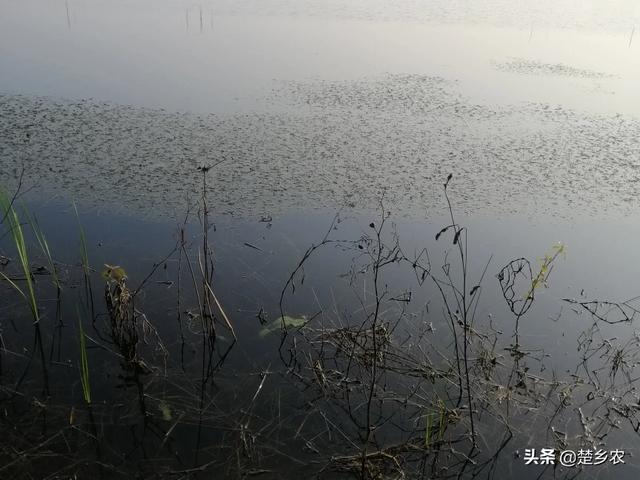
200;166;214;338
194;162;236;466
196;165;236;343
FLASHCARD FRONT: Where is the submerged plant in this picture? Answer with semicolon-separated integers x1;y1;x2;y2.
259;315;307;337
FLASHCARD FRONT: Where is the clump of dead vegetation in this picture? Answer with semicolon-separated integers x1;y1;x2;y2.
271;177;639;479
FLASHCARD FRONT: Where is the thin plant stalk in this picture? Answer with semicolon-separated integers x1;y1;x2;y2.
25;210;61;295
77;305;91;405
74;203;94;321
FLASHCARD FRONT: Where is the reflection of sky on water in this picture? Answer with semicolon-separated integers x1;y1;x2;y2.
17;202;640;377
1;1;640;222
1;0;639;114
2;90;640;221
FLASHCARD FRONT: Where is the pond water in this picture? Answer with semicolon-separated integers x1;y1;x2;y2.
2;0;640;478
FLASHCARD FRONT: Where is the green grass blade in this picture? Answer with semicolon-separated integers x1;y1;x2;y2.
424;412;433;449
24;209;61;292
0;189;39;323
73;202;90;277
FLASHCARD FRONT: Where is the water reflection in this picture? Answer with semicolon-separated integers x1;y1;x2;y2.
1;0;639;113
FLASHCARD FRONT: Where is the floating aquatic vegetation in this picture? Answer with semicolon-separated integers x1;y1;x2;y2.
259;315;307;337
493;58;615;79
158;400;172;421
3;88;640;222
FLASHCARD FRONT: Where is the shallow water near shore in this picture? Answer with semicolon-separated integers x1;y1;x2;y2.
2;201;640;477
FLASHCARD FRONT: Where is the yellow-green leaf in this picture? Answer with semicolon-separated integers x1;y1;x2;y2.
102;264;128;282
259;315;307;337
159;401;172;421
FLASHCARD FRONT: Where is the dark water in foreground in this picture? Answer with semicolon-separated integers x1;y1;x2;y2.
2;199;640;478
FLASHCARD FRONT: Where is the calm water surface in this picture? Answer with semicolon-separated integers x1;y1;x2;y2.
2;0;640;478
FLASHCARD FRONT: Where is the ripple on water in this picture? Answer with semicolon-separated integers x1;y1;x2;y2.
209;0;640;33
493;58;616;79
1;76;640;222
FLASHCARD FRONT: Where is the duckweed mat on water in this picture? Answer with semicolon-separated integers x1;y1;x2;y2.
2;73;640;221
